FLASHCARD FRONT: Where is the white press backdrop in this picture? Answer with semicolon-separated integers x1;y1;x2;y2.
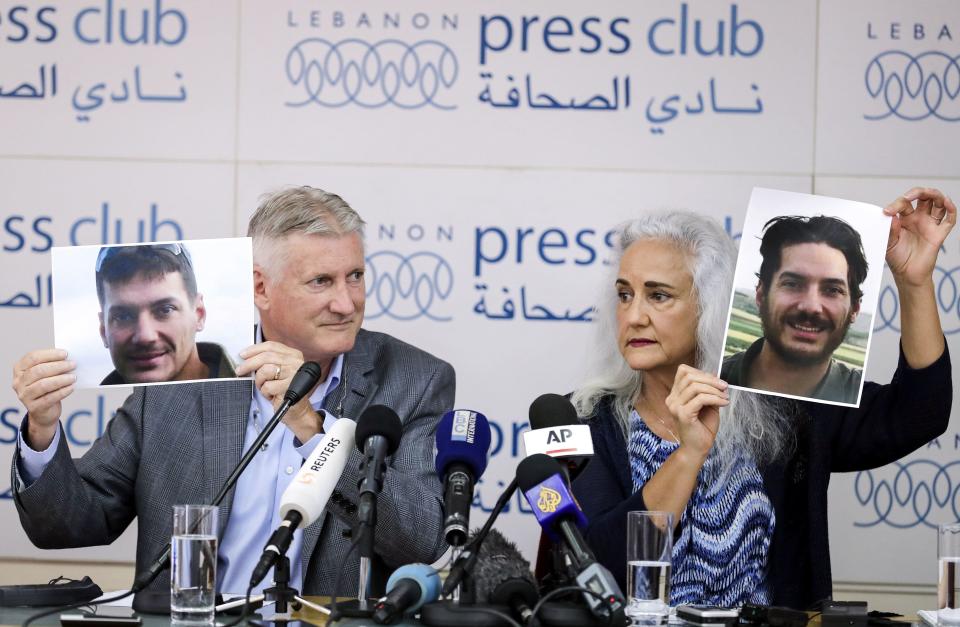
1;0;958;590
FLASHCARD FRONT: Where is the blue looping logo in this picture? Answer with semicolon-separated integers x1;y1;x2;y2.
854;459;960;528
864;50;960;121
365;251;453;321
874;265;960;334
284;38;458;109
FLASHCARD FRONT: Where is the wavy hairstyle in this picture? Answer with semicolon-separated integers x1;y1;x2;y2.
571;211;794;467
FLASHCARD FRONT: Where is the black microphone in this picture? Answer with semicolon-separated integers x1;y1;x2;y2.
354;404;403;565
131;361;324;594
517;454;625;622
283;361;323;404
474;529;539;624
356;405;403;502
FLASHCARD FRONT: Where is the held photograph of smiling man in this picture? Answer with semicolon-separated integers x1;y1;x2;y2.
720;188;890;406
50;238;254;388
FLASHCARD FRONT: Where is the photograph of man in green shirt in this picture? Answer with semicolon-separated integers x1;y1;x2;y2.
722;214;867;405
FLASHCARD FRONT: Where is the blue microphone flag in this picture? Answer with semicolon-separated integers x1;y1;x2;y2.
521;473;588;542
435;409;492;478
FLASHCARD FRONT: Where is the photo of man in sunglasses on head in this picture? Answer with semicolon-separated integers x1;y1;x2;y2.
95;243;237;385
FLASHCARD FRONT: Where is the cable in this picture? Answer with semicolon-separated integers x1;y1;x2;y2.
21;589;134;627
219;584;255;627
444;602;524;627
324;536;361;627
442;477;519;596
471;477;518;550
434;546;458;575
528;585;616;627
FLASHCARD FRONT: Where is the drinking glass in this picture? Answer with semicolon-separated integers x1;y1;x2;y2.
626;511;674;625
940;523;960;625
171;504;218;624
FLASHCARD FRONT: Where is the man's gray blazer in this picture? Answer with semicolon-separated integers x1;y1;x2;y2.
12;329;455;596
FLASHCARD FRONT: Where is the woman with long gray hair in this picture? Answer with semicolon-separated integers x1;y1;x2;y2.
571;189;954;609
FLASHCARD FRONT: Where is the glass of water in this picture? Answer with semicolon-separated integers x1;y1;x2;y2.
626;511;674;625
940;523;960;625
171;504;218;624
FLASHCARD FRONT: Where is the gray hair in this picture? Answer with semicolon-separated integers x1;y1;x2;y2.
248;186;366;275
571;211;794;468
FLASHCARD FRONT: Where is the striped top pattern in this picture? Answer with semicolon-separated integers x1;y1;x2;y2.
628;410;775;606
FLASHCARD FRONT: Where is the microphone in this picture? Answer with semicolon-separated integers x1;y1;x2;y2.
517;454;625;622
435;410;492;547
372;564;441;624
474;529;539;624
354;404;404;610
132;361;324;594
283;361;324;404
356;404;403;504
249;417;357;587
523;393;593;480
441;394;592;599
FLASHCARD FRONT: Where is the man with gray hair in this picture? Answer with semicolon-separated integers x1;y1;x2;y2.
11;186;455;601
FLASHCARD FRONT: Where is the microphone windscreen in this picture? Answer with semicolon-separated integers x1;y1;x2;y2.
355;404;403;455
435;410;492;478
473;528;538;608
284;361;323;403
280;418;357;526
386;563;441;612
516;453;565;492
529;393;578;430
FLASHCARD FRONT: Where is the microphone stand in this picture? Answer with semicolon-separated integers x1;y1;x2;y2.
357;493;376;612
449;544;464;604
420;478;518;627
442;477;518;597
338;420;397;618
263;555;299;617
256;555;332;621
336;483;379;618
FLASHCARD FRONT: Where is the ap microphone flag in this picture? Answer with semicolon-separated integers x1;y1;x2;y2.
522;393;594;459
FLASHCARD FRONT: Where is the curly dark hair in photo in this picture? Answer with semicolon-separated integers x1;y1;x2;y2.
756;215;868;303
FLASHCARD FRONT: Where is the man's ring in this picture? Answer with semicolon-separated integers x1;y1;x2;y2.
273;365;282;380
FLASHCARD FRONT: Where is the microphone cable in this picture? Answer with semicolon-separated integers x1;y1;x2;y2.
442;476;518;596
444;601;524;627
528;585;618;627
219;584;256;627
21;589;134;627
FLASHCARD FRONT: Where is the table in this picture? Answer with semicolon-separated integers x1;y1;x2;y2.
0;598;423;627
